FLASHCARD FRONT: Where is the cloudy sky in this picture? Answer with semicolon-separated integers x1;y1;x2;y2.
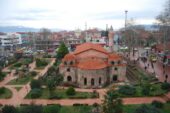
0;0;167;30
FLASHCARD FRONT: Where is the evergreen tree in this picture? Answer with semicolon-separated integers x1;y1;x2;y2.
56;42;69;59
102;90;123;113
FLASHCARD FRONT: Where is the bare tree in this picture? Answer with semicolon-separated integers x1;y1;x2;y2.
156;0;170;51
156;0;170;25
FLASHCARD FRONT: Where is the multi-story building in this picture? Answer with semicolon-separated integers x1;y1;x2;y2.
0;32;22;48
0;32;22;56
17;32;30;47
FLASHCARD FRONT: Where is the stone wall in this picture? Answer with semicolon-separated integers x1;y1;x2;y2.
77;68;108;88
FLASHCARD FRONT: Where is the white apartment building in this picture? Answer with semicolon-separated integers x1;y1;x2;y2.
0;33;22;47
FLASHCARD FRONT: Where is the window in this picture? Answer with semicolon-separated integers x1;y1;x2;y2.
67;76;72;82
114;67;118;71
113;75;118;81
64;61;67;65
70;61;73;65
111;61;115;65
91;78;95;86
118;60;121;64
99;77;101;85
67;68;70;72
84;78;87;85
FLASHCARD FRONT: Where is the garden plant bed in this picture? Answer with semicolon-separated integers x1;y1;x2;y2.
26;88;99;99
8;75;33;85
10;58;33;69
116;83;168;98
14;87;22;91
123;103;170;113
0;87;12;99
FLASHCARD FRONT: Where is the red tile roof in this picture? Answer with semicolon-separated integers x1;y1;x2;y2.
74;42;108;55
61;42;125;69
77;58;107;70
63;53;76;61
109;53;121;60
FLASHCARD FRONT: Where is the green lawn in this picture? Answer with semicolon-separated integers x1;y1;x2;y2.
123;103;170;113
19;105;92;113
8;75;33;85
0;72;7;81
117;83;167;98
10;58;33;69
0;88;12;99
26;88;98;99
59;106;92;113
14;87;22;91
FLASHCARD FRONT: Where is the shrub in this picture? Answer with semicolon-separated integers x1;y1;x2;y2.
30;80;41;89
22;58;33;65
133;104;161;113
13;62;22;67
2;105;18;113
48;94;61;99
36;58;48;67
141;83;151;96
91;90;99;98
93;103;99;107
19;105;42;113
151;100;164;108
30;88;42;99
161;82;170;91
0;71;6;81
0;87;5;94
30;71;37;77
118;85;136;96
66;87;76;95
43;104;61;113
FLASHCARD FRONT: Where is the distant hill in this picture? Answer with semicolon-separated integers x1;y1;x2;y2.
139;24;159;31
0;26;62;32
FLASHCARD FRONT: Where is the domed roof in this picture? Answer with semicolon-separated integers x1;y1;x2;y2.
63;53;75;61
77;58;107;70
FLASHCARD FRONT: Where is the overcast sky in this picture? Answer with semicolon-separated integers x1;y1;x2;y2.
0;0;167;30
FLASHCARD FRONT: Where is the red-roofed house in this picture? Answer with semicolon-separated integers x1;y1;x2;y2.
59;42;126;88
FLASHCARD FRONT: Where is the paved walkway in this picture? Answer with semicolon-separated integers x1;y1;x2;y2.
0;58;170;106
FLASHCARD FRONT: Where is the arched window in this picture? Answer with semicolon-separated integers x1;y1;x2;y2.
84;78;87;85
70;61;73;65
114;67;118;71
111;61;115;65
67;68;70;72
113;75;118;81
91;78;95;86
67;76;72;82
99;77;101;85
64;61;67;65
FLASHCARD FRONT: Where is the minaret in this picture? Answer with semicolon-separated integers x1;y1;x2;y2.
105;24;109;46
108;25;114;52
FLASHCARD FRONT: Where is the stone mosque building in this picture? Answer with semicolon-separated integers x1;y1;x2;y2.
59;27;126;88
